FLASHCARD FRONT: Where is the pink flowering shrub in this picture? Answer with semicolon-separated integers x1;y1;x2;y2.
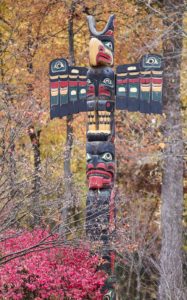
0;229;106;300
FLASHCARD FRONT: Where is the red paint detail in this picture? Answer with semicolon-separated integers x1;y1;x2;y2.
87;85;95;96
87;169;112;178
129;78;139;83
152;78;162;84
88;86;95;91
96;162;115;171
51;82;58;88
69;81;77;87
99;45;105;52
105;30;114;36
99;86;110;96
59;81;68;88
140;78;151;84
106;102;110;107
117;79;128;84
94;162;106;169
87;163;94;169
79;81;87;86
140;78;163;85
86;167;114;188
96;52;112;64
88;176;112;189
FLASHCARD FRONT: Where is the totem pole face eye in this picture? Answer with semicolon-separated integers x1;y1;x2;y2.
87;79;91;85
103;41;113;51
146;57;158;65
101;152;113;161
103;78;113;86
142;55;162;68
51;59;67;73
55;61;64;69
86;153;92;161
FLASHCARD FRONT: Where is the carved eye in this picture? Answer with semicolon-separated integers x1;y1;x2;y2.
104;41;113;51
101;152;113;161
54;61;64;69
146;57;158;65
87;79;91;85
103;78;112;85
86;153;92;161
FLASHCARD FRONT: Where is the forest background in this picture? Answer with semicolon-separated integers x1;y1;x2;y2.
0;0;187;299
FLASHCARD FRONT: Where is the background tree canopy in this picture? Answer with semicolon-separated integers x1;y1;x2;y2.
0;0;186;299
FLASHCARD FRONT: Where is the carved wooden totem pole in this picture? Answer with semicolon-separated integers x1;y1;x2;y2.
49;14;163;300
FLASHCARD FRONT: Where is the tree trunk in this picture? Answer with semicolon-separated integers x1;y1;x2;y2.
28;125;42;226
60;0;76;237
9;127;17;199
159;1;185;299
26;24;42;227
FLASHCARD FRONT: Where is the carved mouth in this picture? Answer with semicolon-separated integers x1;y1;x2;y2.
97;52;112;63
87;169;112;179
99;86;111;97
86;169;113;189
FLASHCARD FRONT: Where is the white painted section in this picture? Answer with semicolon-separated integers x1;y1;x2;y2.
127;66;137;71
118;87;126;92
71;69;79;74
71;90;77;95
130;87;137;92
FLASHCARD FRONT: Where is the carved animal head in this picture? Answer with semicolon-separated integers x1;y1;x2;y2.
87;15;115;67
86;141;115;189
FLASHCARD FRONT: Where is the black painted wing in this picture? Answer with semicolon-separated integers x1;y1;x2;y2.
50;58;88;119
116;54;163;114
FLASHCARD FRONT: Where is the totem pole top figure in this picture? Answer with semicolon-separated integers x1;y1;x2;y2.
49;15;163;119
87;15;115;67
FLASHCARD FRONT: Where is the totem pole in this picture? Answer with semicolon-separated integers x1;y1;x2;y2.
49;15;163;300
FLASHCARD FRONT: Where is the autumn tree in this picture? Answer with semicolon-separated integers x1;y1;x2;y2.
159;1;186;299
1;0;187;299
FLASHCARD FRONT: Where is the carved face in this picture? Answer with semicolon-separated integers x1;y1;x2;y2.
86;141;115;189
89;37;114;67
87;14;114;67
87;67;115;100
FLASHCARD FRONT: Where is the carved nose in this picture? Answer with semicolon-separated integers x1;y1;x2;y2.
99;45;105;52
92;155;98;168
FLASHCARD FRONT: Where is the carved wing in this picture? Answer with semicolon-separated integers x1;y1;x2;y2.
50;58;88;119
116;54;163;114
